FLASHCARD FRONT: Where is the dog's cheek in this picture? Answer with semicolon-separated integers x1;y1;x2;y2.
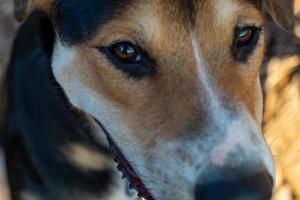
51;41;79;104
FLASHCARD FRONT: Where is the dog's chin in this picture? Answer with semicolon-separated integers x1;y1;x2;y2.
93;118;155;200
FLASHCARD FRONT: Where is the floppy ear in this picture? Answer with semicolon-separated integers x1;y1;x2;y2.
263;0;295;31
14;0;50;22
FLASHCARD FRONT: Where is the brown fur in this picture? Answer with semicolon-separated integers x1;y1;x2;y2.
264;0;295;31
58;0;264;143
4;0;296;199
14;0;52;21
49;3;277;198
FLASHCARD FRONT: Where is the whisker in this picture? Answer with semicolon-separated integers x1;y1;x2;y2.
268;135;280;148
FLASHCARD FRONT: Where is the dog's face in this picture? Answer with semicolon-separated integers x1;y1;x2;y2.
15;0;294;199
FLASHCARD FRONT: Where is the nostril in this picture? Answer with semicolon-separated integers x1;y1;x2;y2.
194;171;274;200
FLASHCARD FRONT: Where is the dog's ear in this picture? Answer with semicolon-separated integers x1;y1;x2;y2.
14;0;50;22
263;0;294;31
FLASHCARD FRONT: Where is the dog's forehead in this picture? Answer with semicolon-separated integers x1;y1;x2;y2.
55;0;129;43
54;0;261;44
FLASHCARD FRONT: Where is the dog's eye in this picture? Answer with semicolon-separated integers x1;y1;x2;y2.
233;26;262;62
237;28;253;43
111;42;141;63
97;42;156;79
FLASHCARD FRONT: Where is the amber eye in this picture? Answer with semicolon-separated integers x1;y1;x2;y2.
97;41;156;78
111;42;141;63
236;26;261;46
237;28;253;43
233;26;262;61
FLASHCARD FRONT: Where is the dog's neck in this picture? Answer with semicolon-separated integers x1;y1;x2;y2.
3;11;132;200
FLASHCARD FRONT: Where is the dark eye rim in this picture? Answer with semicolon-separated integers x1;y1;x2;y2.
96;41;156;79
236;26;263;47
109;41;141;64
232;25;263;62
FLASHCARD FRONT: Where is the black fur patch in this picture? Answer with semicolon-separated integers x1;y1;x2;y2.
54;0;129;44
5;11;114;199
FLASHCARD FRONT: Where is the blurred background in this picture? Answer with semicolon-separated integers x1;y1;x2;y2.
0;0;299;200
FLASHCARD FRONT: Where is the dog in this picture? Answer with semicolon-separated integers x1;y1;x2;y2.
1;0;295;200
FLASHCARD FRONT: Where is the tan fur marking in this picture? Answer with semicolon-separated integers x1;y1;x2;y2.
14;0;52;21
62;144;113;171
215;0;241;26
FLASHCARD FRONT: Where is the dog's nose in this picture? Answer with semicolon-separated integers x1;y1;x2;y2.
194;171;273;200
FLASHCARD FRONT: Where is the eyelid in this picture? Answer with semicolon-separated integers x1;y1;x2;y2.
111;42;143;58
237;23;264;31
236;19;264;26
232;24;263;62
235;26;264;43
102;39;138;48
95;40;156;79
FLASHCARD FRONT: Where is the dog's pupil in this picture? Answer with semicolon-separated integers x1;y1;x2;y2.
115;44;137;60
238;28;252;43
